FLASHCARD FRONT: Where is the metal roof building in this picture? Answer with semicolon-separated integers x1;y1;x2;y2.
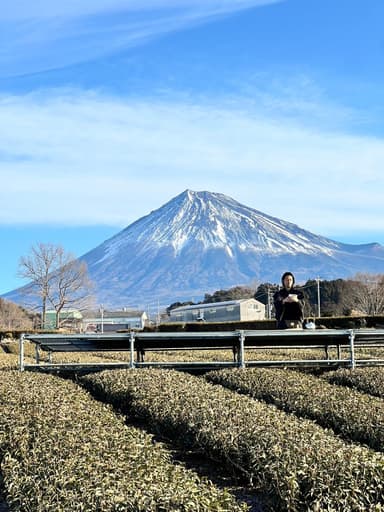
168;298;265;323
82;309;148;332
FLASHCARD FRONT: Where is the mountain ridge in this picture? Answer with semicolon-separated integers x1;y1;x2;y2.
3;190;384;309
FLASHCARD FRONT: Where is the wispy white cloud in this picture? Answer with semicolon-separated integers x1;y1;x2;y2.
3;0;132;20
0;88;383;242
0;0;281;76
236;73;363;131
3;1;280;20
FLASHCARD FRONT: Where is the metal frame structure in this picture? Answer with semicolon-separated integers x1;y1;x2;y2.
20;328;384;372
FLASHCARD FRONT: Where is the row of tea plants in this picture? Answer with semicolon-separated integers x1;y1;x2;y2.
3;345;384;511
322;366;384;398
0;361;247;511
205;367;384;451
80;367;384;511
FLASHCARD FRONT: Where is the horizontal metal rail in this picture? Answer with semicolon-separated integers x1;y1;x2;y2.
20;329;384;371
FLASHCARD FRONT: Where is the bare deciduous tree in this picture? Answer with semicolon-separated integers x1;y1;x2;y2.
347;273;384;316
0;298;34;330
18;243;94;328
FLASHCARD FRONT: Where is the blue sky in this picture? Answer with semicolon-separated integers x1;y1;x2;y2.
1;0;383;294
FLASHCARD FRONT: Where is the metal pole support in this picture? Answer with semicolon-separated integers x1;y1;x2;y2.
238;330;245;369
348;329;356;369
19;334;25;371
129;331;135;369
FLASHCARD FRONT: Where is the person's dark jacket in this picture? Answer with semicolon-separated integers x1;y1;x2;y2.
273;287;305;329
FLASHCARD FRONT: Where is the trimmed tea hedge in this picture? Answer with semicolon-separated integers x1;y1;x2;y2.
322;366;384;399
81;368;384;512
205;367;384;451
0;353;18;370
0;370;246;512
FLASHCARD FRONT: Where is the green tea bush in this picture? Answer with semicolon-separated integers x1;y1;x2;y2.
206;367;384;451
322;366;384;399
5;340;35;357
0;353;18;370
90;347;335;364
80;368;384;511
0;370;246;512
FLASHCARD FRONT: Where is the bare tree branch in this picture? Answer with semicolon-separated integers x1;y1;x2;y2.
348;273;384;315
18;243;94;328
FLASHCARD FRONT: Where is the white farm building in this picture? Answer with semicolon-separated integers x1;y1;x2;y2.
168;298;265;323
82;309;148;332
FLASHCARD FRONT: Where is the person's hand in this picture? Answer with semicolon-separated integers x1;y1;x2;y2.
284;294;298;303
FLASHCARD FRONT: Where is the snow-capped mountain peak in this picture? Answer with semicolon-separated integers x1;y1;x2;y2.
99;189;340;263
4;190;383;309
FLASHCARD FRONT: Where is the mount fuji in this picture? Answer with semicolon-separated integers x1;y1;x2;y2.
4;190;384;309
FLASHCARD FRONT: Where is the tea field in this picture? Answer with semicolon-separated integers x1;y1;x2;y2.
1;342;384;511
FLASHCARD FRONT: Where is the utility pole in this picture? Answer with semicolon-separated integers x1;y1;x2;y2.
267;285;271;319
156;299;160;327
316;278;321;318
100;304;104;333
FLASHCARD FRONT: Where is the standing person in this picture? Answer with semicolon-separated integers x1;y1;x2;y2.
273;271;304;329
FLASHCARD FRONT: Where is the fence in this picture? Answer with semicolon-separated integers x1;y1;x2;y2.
20;328;384;372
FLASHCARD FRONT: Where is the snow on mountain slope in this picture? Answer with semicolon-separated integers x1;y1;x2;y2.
3;190;384;309
78;190;383;308
93;190;340;263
